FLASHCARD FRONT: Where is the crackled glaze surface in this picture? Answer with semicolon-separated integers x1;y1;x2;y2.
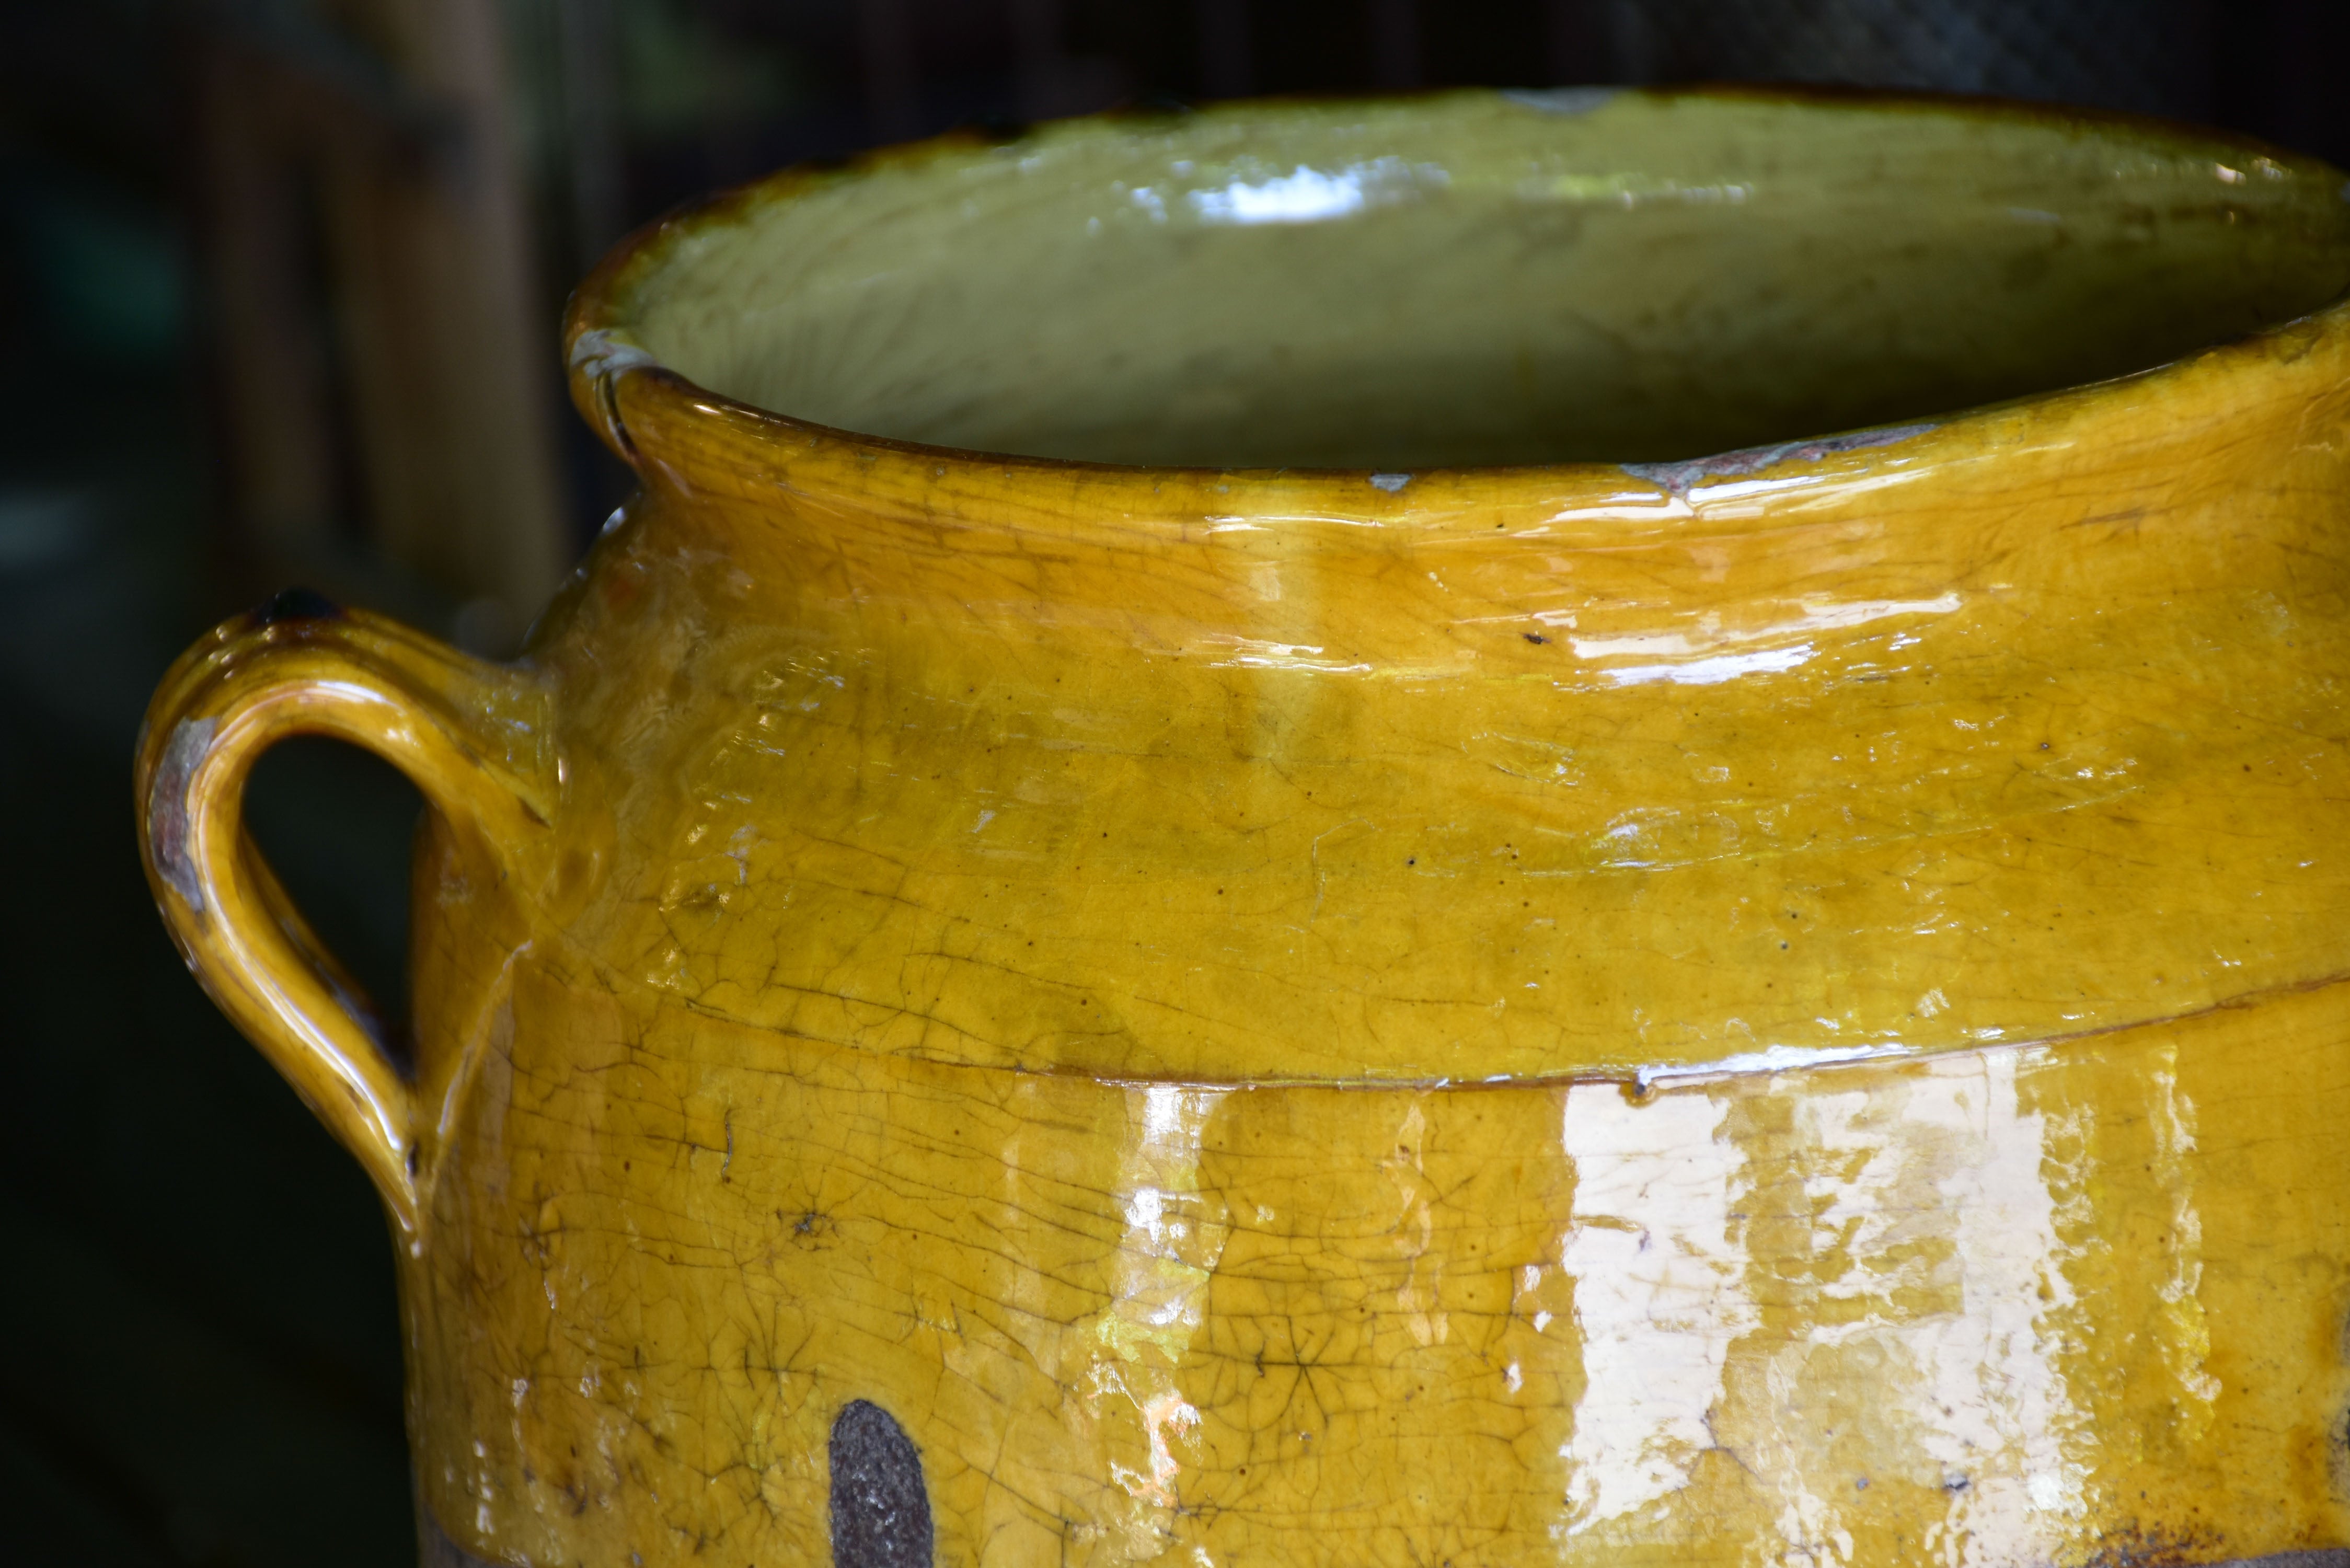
137;89;2350;1565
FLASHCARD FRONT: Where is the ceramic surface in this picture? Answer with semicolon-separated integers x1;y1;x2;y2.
139;89;2350;1565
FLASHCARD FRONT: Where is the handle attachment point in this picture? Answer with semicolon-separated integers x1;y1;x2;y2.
136;602;553;1235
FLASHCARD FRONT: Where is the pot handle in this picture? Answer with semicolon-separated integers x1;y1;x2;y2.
134;593;555;1233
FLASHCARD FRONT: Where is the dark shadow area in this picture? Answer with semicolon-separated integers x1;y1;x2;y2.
0;257;417;1567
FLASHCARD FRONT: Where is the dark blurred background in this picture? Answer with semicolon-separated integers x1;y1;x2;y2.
1;1;2344;1560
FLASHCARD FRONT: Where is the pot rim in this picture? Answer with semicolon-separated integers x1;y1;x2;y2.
561;84;2350;518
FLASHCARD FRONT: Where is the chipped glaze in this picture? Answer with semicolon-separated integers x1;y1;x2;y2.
136;90;2350;1564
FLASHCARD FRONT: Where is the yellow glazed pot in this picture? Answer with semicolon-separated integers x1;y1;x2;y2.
139;89;2350;1566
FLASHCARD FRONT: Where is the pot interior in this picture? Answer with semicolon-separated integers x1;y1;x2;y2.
622;90;2350;468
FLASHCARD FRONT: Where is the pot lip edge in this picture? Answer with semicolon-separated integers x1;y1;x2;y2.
558;84;2350;521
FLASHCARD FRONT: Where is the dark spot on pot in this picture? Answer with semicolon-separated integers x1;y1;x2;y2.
1523;632;1549;644
831;1400;932;1568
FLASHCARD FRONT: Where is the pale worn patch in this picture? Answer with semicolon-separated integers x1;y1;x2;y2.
566;326;659;381
1623;421;1937;500
1503;86;1621;117
149;715;215;915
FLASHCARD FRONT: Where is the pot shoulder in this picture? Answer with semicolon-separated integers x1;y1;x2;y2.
510;345;2350;1083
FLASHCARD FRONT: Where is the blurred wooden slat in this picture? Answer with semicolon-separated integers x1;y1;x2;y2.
191;0;567;650
861;0;921;143
1010;0;1064;119
1368;0;1422;86
1195;0;1252;97
192;43;350;571
556;0;625;278
1009;0;1127;122
1547;0;1607;82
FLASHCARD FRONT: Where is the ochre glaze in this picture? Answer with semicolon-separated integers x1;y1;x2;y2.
139;90;2350;1564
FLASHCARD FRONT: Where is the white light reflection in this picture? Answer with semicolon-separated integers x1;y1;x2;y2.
1707;1052;2087;1560
1555;424;1940;523
1193;165;1365;222
1558;1048;2094;1559
1633;1041;1910;1091
1554;593;1963;688
1179;157;1440;225
1204;636;1372;673
2150;1051;2221;1430
1542;172;1751;206
1903;1050;2085;1554
1557;1085;1755;1531
1602;645;1814;687
1572;595;1961;662
1092;1084;1230;1519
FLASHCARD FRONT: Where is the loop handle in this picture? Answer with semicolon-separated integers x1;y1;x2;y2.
135;597;554;1232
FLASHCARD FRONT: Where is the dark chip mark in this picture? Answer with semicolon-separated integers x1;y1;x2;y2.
254;585;344;626
831;1400;933;1568
1523;632;1549;644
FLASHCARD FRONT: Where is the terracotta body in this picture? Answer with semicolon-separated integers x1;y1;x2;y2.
139;91;2350;1564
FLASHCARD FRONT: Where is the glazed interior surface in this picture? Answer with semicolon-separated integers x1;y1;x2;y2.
622;90;2350;467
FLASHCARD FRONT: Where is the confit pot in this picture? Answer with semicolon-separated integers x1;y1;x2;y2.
138;89;2350;1567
